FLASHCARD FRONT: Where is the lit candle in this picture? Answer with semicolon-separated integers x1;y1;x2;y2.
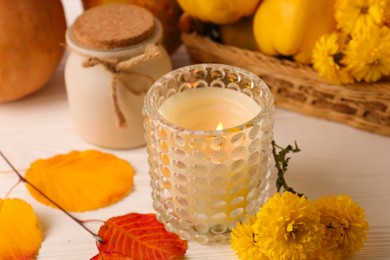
144;64;274;243
158;87;261;131
156;87;263;226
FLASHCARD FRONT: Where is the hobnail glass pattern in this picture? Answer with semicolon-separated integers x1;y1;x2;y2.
143;64;274;244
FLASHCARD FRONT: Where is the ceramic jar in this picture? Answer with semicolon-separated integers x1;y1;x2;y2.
65;4;172;149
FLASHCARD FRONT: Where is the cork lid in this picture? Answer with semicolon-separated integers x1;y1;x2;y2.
72;4;155;50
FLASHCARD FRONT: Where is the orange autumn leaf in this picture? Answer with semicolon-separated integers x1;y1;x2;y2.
0;198;43;259
91;213;188;260
25;150;134;212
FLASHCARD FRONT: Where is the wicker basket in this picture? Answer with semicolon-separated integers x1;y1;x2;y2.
181;32;390;136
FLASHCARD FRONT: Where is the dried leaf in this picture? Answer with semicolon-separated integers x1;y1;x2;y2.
0;198;43;259
25;150;134;212
91;252;133;260
92;213;188;260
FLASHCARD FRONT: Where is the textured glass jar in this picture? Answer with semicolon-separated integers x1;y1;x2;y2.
65;4;172;149
143;64;274;243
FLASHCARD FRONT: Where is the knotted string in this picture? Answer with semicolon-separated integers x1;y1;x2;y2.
74;44;161;128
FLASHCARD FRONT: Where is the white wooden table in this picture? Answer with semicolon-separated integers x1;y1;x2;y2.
0;1;389;259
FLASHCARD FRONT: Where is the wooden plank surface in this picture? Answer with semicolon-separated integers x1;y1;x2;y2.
0;1;389;259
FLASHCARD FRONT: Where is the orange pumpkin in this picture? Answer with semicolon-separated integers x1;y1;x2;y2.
0;0;66;102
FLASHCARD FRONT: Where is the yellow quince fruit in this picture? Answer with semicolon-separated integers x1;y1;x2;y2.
177;0;262;25
220;17;258;51
253;0;336;64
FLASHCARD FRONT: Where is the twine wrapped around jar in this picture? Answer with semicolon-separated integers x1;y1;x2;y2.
80;44;161;127
64;3;173;149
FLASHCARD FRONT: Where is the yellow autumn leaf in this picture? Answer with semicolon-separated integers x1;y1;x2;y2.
0;198;43;259
25;150;134;212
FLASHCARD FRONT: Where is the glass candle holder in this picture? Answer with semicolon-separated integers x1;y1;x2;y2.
143;64;274;244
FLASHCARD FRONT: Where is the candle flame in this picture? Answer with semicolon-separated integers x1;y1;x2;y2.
216;122;224;130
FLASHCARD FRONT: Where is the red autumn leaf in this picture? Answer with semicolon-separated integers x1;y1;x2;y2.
91;252;133;260
91;213;187;260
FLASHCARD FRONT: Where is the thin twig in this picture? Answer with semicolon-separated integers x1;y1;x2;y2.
0;151;103;244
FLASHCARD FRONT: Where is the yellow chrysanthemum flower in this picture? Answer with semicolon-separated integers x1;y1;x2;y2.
343;25;390;82
231;215;269;260
252;192;324;260
314;195;369;257
312;32;354;84
335;0;388;34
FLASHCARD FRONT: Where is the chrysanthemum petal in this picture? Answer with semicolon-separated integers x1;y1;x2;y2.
335;0;388;34
312;32;354;84
315;195;369;257
344;25;390;82
231;215;269;260
252;192;324;260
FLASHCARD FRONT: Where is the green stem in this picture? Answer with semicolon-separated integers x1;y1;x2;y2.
271;140;303;197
